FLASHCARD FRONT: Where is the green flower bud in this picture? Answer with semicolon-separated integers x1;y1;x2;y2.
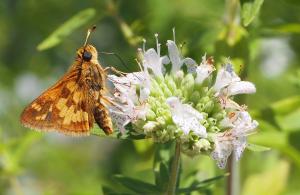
213;110;226;120
203;101;214;113
201;112;208;119
196;103;205;112
165;75;178;92
174;89;183;97
143;121;159;133
156;116;166;126
207;88;215;97
190;91;201;104
208;117;217;126
160;83;173;97
181;74;194;98
146;109;157;121
150;79;164;97
173;70;184;85
201;119;210;128
197;139;211;151
200;96;210;104
208;126;220;132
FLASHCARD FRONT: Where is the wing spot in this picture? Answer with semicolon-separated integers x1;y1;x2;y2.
35;113;47;120
73;92;81;103
62;105;75;125
56;98;67;110
66;81;76;91
32;103;42;111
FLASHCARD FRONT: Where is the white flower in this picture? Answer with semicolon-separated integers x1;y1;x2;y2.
167;40;196;74
108;71;151;103
194;55;215;84
109;109;131;133
142;35;170;77
211;111;258;168
213;63;256;96
166;97;207;138
143;49;169;77
109;100;148;134
226;81;256;96
213;64;241;94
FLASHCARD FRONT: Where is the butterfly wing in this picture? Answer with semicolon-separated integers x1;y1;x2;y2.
20;64;95;136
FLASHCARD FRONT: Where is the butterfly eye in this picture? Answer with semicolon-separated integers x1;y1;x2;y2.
83;51;92;61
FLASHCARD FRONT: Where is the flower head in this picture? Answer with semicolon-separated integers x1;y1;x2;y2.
108;34;258;169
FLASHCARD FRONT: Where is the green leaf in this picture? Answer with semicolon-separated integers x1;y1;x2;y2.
154;162;169;191
37;8;96;51
101;186;133;195
153;143;172;190
271;23;300;34
248;131;288;148
275;108;300;132
241;0;264;26
270;95;300;115
113;175;160;194
177;174;229;193
246;143;271;152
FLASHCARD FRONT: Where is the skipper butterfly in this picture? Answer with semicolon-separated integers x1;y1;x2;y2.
20;26;113;136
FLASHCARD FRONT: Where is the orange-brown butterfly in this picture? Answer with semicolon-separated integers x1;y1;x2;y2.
20;26;114;136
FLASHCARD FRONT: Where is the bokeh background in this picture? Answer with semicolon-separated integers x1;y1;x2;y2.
1;0;300;194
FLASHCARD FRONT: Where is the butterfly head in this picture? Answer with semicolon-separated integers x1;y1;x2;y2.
77;44;98;62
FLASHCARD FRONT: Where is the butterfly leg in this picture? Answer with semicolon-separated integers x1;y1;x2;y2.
104;66;127;76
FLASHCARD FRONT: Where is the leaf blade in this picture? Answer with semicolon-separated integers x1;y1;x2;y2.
37;8;96;51
241;0;264;27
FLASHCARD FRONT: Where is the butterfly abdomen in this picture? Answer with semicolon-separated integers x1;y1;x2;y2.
93;102;113;135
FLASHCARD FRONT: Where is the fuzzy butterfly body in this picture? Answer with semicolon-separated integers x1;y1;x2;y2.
20;43;113;136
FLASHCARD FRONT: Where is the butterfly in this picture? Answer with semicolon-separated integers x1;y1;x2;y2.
20;26;113;136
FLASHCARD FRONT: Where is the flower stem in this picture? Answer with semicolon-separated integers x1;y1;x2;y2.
224;1;241;195
167;140;181;195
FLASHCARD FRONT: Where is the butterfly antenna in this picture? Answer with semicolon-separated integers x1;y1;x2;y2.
99;51;143;82
99;52;129;72
84;25;96;47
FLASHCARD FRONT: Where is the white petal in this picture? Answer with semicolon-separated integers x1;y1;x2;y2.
219;117;234;129
161;55;170;65
109;110;131;134
183;57;197;66
219;97;241;110
227;81;256;96
232;111;258;136
140;87;150;102
213;64;241;93
166;97;207;137
211;137;232;169
195;64;215;84
144;48;163;77
233;137;247;161
167;40;182;74
126;72;147;85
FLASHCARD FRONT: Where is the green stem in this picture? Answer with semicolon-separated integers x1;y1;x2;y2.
225;1;241;195
167;140;181;195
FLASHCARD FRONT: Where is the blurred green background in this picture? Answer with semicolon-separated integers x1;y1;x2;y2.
1;0;300;194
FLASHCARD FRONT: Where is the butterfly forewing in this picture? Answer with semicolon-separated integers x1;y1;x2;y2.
21;64;94;135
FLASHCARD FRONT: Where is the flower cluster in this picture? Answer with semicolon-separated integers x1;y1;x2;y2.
108;34;258;168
